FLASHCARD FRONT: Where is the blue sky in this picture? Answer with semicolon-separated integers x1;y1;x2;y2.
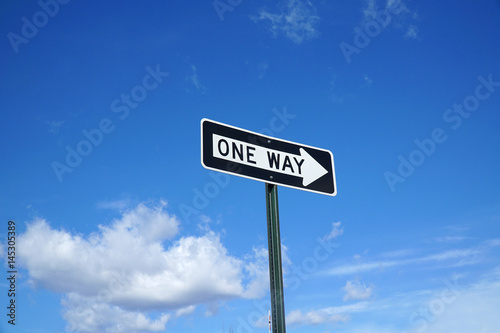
1;0;500;332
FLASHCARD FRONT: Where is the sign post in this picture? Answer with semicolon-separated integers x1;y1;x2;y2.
265;183;286;333
201;119;337;333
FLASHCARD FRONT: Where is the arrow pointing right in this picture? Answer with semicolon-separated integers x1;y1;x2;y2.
299;148;328;186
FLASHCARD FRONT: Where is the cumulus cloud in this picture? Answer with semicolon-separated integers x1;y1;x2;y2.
63;294;171;333
251;0;320;44
343;280;373;301
242;247;270;299
18;201;270;332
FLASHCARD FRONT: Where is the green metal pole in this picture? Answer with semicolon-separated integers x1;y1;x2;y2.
265;183;286;333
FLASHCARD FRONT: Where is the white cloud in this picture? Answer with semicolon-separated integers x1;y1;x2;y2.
242;247;270;299
325;221;343;240
325;241;500;276
18;201;270;332
287;266;500;332
405;24;419;39
175;305;196;317
287;309;349;326
363;75;373;87
362;0;378;23
253;313;272;328
485;238;500;247
440;224;470;234
321;302;371;315
185;64;207;94
434;236;470;243
257;62;269;79
385;0;399;10
63;294;171;333
343;280;373;301
204;302;221;317
46;120;65;134
359;0;419;40
380;248;416;258
404;270;500;333
328;72;345;103
96;199;131;211
287;302;369;326
251;0;320;44
327;260;394;276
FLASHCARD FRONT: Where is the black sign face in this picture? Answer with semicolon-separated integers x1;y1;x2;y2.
201;119;336;196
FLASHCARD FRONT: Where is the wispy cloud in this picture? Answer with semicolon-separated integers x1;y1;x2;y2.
325;240;500;276
185;64;207;94
328;71;345;103
288;268;500;332
325;221;343;241
287;302;369;326
379;248;417;258
434;236;471;243
257;62;269;80
360;0;419;39
405;24;419;39
96;198;132;211
415;276;500;333
46;120;65;134
362;0;378;23
251;0;320;44
363;75;373;87
328;260;391;276
287;309;350;326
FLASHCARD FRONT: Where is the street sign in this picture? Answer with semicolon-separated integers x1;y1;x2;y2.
201;118;337;196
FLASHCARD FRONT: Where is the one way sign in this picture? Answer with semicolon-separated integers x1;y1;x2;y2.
201;119;336;196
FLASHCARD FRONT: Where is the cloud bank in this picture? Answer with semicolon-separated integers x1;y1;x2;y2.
18;201;269;332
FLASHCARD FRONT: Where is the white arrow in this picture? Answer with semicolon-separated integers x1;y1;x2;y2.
212;134;328;187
